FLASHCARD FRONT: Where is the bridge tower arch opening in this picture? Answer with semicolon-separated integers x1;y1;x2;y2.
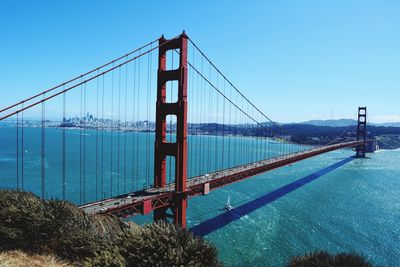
154;33;188;227
356;106;367;158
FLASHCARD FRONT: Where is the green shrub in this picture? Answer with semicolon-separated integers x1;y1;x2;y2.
287;251;374;267
0;190;128;263
83;247;126;267
0;190;221;266
121;221;221;267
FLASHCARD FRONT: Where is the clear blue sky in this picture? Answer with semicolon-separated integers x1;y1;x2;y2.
0;0;399;123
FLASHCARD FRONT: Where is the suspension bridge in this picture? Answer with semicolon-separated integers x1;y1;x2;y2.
0;32;368;228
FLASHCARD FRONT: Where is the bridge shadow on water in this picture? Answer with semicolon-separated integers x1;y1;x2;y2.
190;156;354;236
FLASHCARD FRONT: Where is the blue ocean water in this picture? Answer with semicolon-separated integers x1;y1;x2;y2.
0;127;399;266
187;149;400;266
0;127;305;203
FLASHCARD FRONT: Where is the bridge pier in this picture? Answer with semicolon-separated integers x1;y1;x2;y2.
355;107;367;158
154;33;188;228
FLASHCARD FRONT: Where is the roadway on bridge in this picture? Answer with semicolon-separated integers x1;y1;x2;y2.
80;141;362;217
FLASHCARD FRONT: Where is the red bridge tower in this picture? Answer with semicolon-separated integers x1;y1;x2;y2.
356;106;367;158
154;33;188;227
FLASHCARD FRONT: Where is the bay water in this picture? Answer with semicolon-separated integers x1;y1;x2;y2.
0;127;399;266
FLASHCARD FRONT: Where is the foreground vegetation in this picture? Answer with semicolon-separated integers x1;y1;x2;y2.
0;250;72;267
287;251;374;267
0;190;221;266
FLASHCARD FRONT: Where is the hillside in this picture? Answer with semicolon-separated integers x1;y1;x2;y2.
300;119;357;127
0;190;221;267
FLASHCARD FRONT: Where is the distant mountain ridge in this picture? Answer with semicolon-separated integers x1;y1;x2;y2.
299;119;400;128
299;119;357;127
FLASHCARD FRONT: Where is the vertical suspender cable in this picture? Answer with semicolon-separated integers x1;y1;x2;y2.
261;119;264;160
207;63;212;172
101;75;105;198
249;104;252;162
254;105;262;161
124;57;128;193
233;92;236;166
145;51;149;187
95;72;99;200
149;47;153;186
62;88;66;200
242;96;245;164
196;65;201;175
281;128;284;157
117;67;121;194
255;112;258;162
261;118;264;160
248;102;251;163
259;114;262;161
16;112;19;189
200;56;204;175
267;124;270;160
236;93;239;166
215;73;219;171
83;82;86;203
222;79;225;169
241;95;243;164
278;128;281;156
41;94;46;199
203;56;207;173
21;104;24;190
110;65;114;197
258;113;261;161
79;82;83;203
245;102;248;163
132;59;136;191
228;85;232;167
123;57;128;194
244;100;248;163
136;50;140;190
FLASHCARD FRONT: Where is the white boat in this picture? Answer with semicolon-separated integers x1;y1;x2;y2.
225;195;233;211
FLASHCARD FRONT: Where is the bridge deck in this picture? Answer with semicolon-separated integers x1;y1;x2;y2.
80;141;362;217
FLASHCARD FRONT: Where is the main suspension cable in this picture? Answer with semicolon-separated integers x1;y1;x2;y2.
0;39;159;115
0;36;180;121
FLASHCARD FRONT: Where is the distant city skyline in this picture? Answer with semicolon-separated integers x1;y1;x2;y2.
0;1;399;123
3;113;400;127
